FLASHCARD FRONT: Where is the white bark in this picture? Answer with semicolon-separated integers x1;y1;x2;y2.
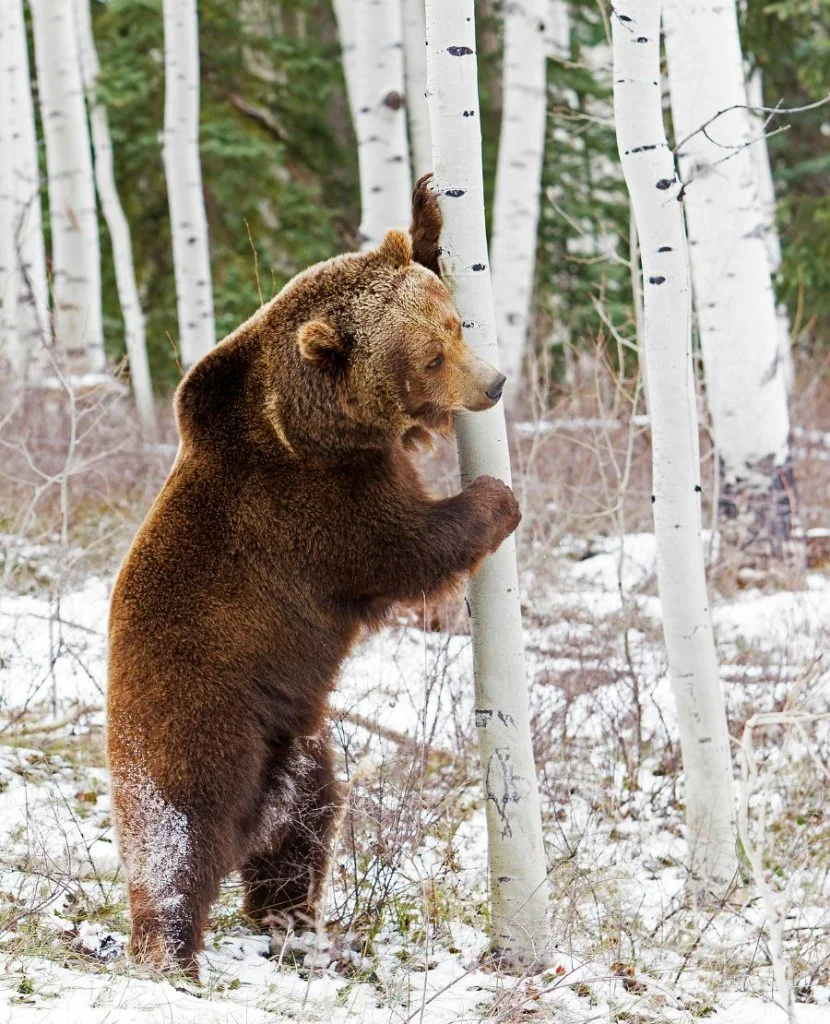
162;0;216;368
74;0;156;436
425;0;551;962
491;0;549;386
353;0;412;249
611;0;737;887
0;16;19;377
401;0;431;179
543;0;570;59
6;0;50;384
333;0;359;127
30;0;105;373
663;0;797;561
746;69;793;394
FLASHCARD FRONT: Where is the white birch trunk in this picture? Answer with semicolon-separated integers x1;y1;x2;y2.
30;0;105;374
746;69;793;394
6;0;50;384
490;0;549;388
353;0;412;250
425;0;551;963
543;0;570;59
663;0;799;570
162;0;216;369
74;0;156;436
0;15;19;378
611;0;737;888
332;0;359;127
489;1;548;387
401;0;432;179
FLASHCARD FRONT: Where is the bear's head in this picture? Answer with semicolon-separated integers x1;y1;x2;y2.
284;230;506;453
174;230;506;459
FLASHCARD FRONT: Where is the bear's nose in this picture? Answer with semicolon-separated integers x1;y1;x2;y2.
486;374;507;402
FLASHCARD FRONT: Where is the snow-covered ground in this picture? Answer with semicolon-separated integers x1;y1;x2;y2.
0;532;828;1022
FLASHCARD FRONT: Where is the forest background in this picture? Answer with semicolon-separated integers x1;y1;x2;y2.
72;0;830;392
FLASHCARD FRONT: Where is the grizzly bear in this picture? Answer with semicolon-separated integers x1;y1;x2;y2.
107;178;520;976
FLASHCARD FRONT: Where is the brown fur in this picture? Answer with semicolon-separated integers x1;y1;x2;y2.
106;179;519;976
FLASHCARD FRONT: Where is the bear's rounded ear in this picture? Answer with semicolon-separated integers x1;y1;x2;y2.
298;321;342;367
377;229;413;268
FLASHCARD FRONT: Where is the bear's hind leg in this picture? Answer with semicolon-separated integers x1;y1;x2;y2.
242;733;342;931
113;771;229;978
128;869;218;978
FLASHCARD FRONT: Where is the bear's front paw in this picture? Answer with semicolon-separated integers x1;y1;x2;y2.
468;475;522;551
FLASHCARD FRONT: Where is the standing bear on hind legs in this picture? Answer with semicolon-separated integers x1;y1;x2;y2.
107;176;520;977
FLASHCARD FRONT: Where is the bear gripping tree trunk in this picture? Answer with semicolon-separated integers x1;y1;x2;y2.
424;0;551;964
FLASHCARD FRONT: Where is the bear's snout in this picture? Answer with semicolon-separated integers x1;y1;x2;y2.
485;373;506;403
456;351;507;411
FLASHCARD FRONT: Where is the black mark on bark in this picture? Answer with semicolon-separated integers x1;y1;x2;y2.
383;91;404;111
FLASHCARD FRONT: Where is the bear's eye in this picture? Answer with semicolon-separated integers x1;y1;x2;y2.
426;354;444;371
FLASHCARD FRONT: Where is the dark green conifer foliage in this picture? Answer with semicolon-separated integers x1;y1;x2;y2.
741;0;830;351
32;0;826;395
535;1;632;382
91;0;354;388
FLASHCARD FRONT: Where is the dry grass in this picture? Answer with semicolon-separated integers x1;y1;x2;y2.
0;355;828;1019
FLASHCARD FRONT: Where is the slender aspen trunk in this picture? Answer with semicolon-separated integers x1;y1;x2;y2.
425;0;551;963
490;0;548;388
0;16;20;378
541;0;573;371
30;0;105;373
543;0;570;59
5;0;50;384
662;0;800;576
74;0;156;436
401;0;431;179
611;0;737;888
746;69;793;394
162;0;215;369
332;0;359;127
353;0;412;249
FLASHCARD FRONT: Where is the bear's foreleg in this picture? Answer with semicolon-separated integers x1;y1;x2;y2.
358;474;521;608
